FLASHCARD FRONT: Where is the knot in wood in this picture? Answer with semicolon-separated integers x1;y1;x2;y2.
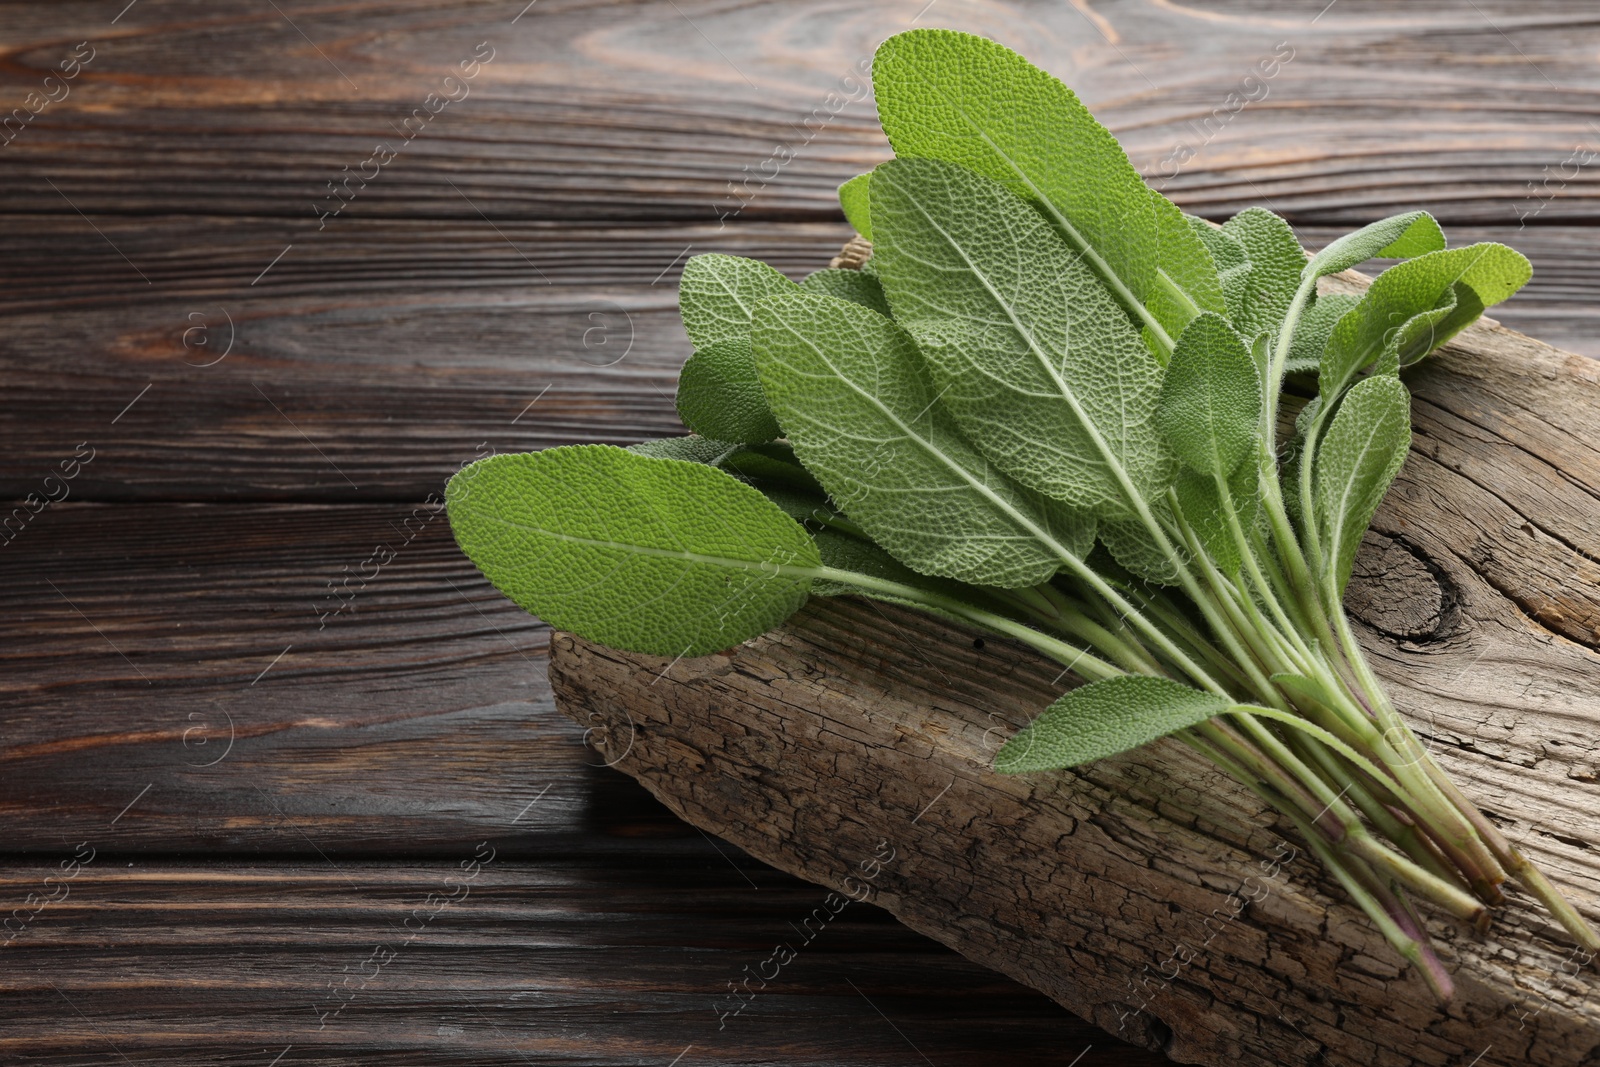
1344;531;1448;641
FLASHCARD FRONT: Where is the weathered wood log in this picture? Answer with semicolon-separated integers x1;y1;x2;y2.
549;274;1600;1065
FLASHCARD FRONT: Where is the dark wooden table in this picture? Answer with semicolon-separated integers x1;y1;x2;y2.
4;2;1597;1063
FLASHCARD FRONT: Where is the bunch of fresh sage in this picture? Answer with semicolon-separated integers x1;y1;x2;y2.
446;28;1597;998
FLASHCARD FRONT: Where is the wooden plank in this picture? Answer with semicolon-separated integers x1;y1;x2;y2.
0;222;1593;504
2;2;1599;224
4;2;1598;1062
547;305;1600;1066
0;500;566;852
0;501;1164;1062
0;858;1156;1064
0;220;849;501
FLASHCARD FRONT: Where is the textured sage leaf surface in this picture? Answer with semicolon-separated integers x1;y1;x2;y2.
1173;462;1260;576
627;435;739;465
838;173;872;239
872;28;1221;352
1191;218;1251;325
1313;374;1412;598
445;445;818;657
800;268;892;316
722;440;827;495
1286;292;1361;374
1320;243;1531;391
1221;208;1305;343
1097;514;1182;586
1302;210;1445;282
678;253;796;348
1158;312;1261;478
751;288;1094;588
870;156;1174;516
995;676;1229;772
675;337;781;445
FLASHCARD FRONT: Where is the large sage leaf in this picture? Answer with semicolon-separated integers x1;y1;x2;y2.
675;337;780;445
872;28;1223;355
678;253;796;348
751;288;1094;588
1157;312;1261;478
1313;375;1412;598
446;445;818;657
869;156;1174;518
995;675;1229;772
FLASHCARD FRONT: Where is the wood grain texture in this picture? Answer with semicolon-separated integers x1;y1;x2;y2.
548;307;1600;1067
0;858;1134;1065
6;0;1600;1062
0;220;846;501
3;1;1600;224
0;500;1155;1062
1;222;1594;504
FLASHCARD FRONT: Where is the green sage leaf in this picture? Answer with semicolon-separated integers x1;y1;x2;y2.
800;267;891;316
1285;292;1361;374
446;445;819;657
872;28;1223;355
995;675;1229;772
1320;243;1531;394
838;173;872;239
807;527;1010;625
1173;461;1261;577
1157;312;1261;478
1190;217;1251;325
721;440;827;496
627;435;739;465
1221;207;1305;343
675;337;781;445
1098;513;1182;586
678;253;796;349
869;156;1174;517
1313;375;1412;598
1302;211;1445;282
751;288;1095;588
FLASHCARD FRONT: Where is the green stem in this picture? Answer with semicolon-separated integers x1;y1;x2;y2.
812;567;1121;683
1055;552;1227;696
1412;750;1600;952
1325;616;1511;884
1025;583;1165;676
1293;732;1473;909
1183;727;1454;1000
1119;584;1255;692
1168;493;1296;707
1292;809;1456;1001
1227;710;1484;922
1262;277;1315;460
1216;471;1314;670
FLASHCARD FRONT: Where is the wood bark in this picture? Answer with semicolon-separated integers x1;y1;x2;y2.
550;269;1600;1066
